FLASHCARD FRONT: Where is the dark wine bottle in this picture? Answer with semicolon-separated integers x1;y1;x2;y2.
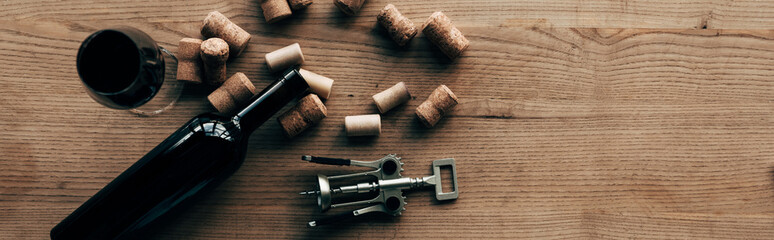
51;68;310;239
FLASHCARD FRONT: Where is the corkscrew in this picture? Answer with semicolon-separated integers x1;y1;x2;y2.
299;154;458;227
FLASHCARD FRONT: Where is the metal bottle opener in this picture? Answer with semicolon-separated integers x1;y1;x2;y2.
299;154;459;227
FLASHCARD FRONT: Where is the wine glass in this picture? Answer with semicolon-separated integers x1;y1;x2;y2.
76;26;183;116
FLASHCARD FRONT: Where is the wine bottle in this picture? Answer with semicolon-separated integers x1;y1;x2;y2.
51;68;310;239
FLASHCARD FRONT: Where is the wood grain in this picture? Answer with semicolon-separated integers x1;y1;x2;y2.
2;0;774;239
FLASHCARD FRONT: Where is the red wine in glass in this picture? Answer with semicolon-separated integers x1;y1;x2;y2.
77;26;182;115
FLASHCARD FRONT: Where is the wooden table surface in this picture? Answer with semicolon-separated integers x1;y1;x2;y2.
3;0;774;239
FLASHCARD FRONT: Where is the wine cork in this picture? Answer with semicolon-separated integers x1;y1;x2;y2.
288;0;313;10
261;0;293;23
201;11;251;58
415;85;458;128
207;72;257;114
222;72;257;102
207;88;236;114
377;4;417;46
265;43;304;72
176;38;204;84
422;11;469;59
277;93;328;138
334;0;366;16
200;38;229;86
372;82;410;113
298;68;334;99
345;114;381;137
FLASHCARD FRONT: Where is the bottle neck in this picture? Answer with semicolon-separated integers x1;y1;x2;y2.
232;69;310;133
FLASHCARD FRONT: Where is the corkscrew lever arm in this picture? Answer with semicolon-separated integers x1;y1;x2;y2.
301;155;350;166
307;204;388;227
302;155;383;169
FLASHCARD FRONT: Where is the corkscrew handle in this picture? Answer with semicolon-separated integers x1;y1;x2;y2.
432;158;459;201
